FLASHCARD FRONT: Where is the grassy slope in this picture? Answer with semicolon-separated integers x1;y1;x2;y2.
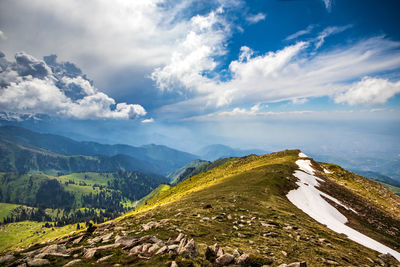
0;221;76;251
380;182;400;195
112;150;399;266
134;184;171;208
0;203;21;222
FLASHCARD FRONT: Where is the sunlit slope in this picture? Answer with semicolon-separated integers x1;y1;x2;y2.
122;149;399;266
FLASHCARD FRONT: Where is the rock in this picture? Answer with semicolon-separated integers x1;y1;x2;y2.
171;261;178;267
322;258;338;265
168;245;179;252
178;239;199;258
281;250;287;257
236;253;250;266
287;262;307;267
175;233;185;243
96;220;116;231
216;253;235;265
82;248;97;259
237;233;246;238
63;259;81;267
217;247;225;257
147;244;160;256
0;254;15;264
41;244;68;255
96;254;113;263
26;258;50;266
155;245;168;255
115;236;138;248
101;232;114;243
142;221;159;230
233;249;241;258
227;214;232;220
130;245;143;255
72;235;84;244
35;252;70;259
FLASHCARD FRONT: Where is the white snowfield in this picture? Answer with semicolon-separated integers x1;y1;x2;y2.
298;152;308;158
287;155;400;262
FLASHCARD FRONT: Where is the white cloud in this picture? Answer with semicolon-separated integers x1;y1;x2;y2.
0;52;146;120
150;9;229;93
334;77;400;105
142;118;155;123
155;35;400;117
314;25;352;49
323;0;332;11
285;25;314;41
246;13;266;24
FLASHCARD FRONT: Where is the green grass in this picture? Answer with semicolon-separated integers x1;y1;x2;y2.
380;182;400;195
0;203;21;222
57;172;113;186
0;221;77;252
135;184;171;208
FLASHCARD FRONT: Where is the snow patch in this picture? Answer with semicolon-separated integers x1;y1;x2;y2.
323;168;332;174
298;152;308;158
287;160;400;261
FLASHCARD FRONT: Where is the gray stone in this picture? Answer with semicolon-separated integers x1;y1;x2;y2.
236;254;250;266
155;245;168;255
0;254;15;264
171;261;178;267
63;259;82;267
96;254;113;263
115;236;138;248
216;253;235;266
168;244;179;251
26;258;50;266
178;239;199;258
175;233;185;243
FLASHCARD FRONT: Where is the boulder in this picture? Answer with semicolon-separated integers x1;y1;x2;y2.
96;254;113;263
147;244;160;256
115;236;138;248
175;233;185;243
72;235;84;244
82;248;97;259
178;239;199;258
129;245;143;256
0;254;15;264
171;261;178;267
26;258;50;266
41;244;67;255
63;259;82;267
155;246;168;255
216;253;235;266
236;254;250;266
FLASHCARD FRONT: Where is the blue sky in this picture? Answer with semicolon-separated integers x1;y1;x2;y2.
0;0;399;176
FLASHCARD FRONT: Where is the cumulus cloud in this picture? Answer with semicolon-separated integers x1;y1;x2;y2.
150;9;229;93
246;13;266;24
334;77;400;105
155;34;400;117
0;51;146;120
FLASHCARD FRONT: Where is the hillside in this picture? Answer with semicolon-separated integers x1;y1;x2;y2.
0;126;198;175
1;150;399;266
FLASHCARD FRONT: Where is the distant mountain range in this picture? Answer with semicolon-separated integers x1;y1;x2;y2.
0;126;198;176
